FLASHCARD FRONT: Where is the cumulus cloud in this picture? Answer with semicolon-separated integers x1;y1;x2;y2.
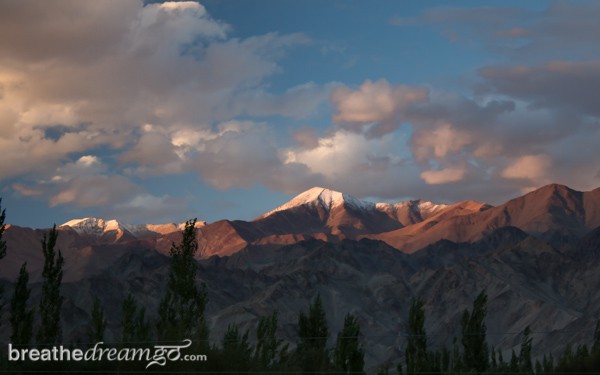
501;154;552;181
331;79;428;136
0;0;335;220
412;122;473;162
420;167;467;185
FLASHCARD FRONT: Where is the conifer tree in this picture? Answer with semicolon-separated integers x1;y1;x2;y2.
406;298;428;375
89;297;107;343
157;219;208;346
254;311;287;371
461;290;489;372
333;313;365;374
10;262;34;346
297;293;330;373
37;225;64;346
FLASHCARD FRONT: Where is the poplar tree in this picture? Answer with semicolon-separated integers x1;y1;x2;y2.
88;297;107;343
461;290;489;372
333;313;365;374
10;262;34;346
0;199;7;321
297;294;330;373
121;293;150;345
406;298;428;375
519;326;533;374
254;311;287;371
157;219;208;346
222;324;252;372
37;225;64;346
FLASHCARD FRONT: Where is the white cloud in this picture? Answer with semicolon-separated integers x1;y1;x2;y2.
331;79;428;135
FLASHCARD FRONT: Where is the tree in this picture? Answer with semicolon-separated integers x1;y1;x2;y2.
254;311;287;371
461;290;489;372
519;326;533;374
297;293;330;373
0;199;7;323
222;324;252;372
122;294;151;346
10;262;34;346
406;298;429;375
157;219;208;346
333;313;365;374
37;225;64;346
88;297;107;343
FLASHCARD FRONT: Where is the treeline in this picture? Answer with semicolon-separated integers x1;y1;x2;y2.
377;292;600;375
1;200;600;374
0;207;364;373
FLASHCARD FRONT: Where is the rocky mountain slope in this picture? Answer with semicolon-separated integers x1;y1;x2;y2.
1;183;599;369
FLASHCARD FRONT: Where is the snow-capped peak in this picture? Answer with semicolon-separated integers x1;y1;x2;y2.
60;217;207;240
261;187;375;217
60;217;128;237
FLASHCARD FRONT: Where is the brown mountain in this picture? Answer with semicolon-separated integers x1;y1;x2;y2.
191;187;449;256
369;183;600;253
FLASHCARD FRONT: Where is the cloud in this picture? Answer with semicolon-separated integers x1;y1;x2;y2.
331;79;428;136
49;175;141;207
501;154;551;181
479;60;600;116
412;122;473;162
420;167;467;185
393;2;600;62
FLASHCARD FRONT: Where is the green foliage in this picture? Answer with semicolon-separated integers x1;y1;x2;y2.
10;262;34;346
406;298;428;375
333;313;365;374
37;225;64;346
121;293;151;345
221;323;252;373
156;218;208;347
461;290;489;372
593;320;600;354
297;293;331;373
254;311;287;371
88;297;107;343
519;326;533;374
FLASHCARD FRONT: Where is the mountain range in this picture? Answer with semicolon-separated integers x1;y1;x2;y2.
1;183;600;369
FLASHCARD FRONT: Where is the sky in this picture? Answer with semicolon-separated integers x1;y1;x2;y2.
1;0;600;227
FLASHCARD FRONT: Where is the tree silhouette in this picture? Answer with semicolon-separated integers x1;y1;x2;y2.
333;313;365;374
297;293;330;373
37;225;64;346
461;290;489;372
10;262;34;346
157;219;208;347
406;298;429;375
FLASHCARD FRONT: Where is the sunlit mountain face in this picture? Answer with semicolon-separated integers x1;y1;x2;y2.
2;1;600;372
2;183;600;369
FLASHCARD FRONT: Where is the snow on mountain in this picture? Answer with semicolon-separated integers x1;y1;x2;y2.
60;217;128;237
125;221;206;238
60;217;207;240
260;186;446;220
376;200;448;219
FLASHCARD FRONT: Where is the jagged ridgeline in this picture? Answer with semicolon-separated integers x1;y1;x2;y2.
1;183;600;372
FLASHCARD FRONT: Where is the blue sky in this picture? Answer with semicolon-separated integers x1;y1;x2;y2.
1;1;600;227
